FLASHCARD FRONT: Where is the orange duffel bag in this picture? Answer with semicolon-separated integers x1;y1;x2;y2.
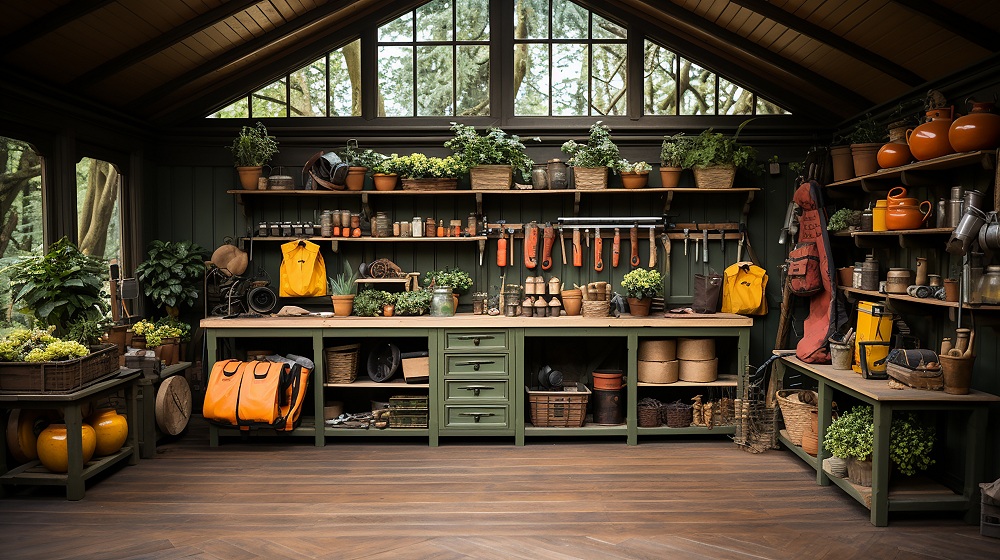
203;359;310;431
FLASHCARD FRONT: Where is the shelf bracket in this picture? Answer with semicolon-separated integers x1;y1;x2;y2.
361;193;371;219
742;191;755;219
663;190;675;214
574;192;581;216
330;239;339;253
475;192;483;216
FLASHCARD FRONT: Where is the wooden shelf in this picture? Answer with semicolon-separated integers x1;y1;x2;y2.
848;227;951;248
324;379;429;388
247;235;485;242
638;374;738;387
638;425;736;435
839;286;1000;311
826;150;996;191
227;187;760;196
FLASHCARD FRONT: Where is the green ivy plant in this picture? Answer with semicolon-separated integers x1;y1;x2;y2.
683;120;758;170
621;268;662;299
823;405;935;476
561;121;624;172
423;267;473;293
135;240;207;313
394;289;432;316
445;122;535;178
227;121;279;167
353;289;393;317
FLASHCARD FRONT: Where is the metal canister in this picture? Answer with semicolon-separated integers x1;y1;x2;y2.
965;190;986;212
258;221;269;237
860;256;879;291
547;158;568;189
935;198;948;228
861;207;874;231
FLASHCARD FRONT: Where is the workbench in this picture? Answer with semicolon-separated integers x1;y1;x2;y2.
774;354;1000;526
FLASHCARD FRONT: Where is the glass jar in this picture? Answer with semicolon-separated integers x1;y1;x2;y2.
424;217;436;237
979;265;1000;304
412;217;423;238
374;212;390;238
430;287;456;317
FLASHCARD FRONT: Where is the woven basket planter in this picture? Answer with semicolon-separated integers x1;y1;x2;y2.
692;165;736;189
573;166;609;190
638;401;662;427
581;299;610;318
662;401;693;428
776;389;818;445
470;164;513;190
324;343;360;384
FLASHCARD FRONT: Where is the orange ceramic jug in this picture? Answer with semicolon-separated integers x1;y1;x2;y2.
907;108;955;161
887;186;919;206
878;124;913;168
885;201;933;230
949;98;1000;153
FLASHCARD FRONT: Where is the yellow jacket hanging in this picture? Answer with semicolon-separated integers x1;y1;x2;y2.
279;240;327;297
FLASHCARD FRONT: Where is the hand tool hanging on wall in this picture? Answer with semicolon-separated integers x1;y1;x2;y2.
683;228;690;256
508;227;515;274
524;222;539;269
559;227;568;265
718;228;726;261
662;232;671;285
630;226;640;267
541;224;555;271
693;237;699;262
648;227;657;269
612;228;621;268
585;228;590;248
573;228;582;267
702;229;709;264
496;229;508;267
594;226;604;272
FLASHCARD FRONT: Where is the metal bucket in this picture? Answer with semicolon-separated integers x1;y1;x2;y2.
592;388;624;425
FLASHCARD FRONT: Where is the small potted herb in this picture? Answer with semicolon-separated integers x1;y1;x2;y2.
227;121;279;189
338;139;371;191
371;153;398;191
561;121;624;189
659;132;690;187
848;113;887;177
620;268;662;317
327;260;359;317
619;160;653;189
446;123;535;189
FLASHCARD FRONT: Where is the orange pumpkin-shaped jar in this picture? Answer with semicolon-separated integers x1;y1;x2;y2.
949;99;1000;153
877;142;912;168
36;423;97;473
885;200;933;230
87;408;129;456
907;108;955;161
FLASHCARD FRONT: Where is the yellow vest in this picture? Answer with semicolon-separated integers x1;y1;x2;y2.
279;240;327;297
721;261;768;316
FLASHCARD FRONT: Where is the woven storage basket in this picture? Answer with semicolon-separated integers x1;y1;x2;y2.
638;399;662;427
693;165;736;189
776;389;818;445
581;300;610;317
637;360;679;384
470;164;513;190
324;343;360;384
573;166;609;190
401;177;458;191
662;401;693;428
0;344;119;393
638;339;676;362
526;383;590;427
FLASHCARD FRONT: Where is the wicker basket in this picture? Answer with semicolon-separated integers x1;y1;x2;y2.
573;166;609;190
470;165;513;190
692;165;736;189
0;344;119;393
581;299;610;318
526;383;590;427
638;398;662;427
776;389;818;445
324;343;360;384
662;401;693;428
401;177;458;191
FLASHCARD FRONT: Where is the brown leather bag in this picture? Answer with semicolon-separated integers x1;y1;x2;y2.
302;151;349;190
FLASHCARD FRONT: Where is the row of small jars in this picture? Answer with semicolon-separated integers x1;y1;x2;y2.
521;296;562;317
372;213;478;238
525;276;562;296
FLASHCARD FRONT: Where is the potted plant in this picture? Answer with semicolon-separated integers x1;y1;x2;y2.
659;133;690;187
391;153;466;191
620;268;662;317
424;267;473;310
135;240;208;318
768;155;781;175
561;121;624;190
4;237;109;337
847;113;887;177
370;152;398;191
227;121;279;190
0;327;90;363
446;123;534;190
156;316;192;362
683;121;758;189
337;139;368;191
823;405;935;487
393;289;432;316
328;260;358;317
619;160;652;189
353;289;394;317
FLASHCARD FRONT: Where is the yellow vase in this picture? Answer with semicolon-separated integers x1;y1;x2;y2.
86;408;128;456
36;423;97;473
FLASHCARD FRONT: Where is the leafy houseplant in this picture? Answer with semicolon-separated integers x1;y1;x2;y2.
328;260;358;317
0;327;90;362
823;406;935;481
338;139;375;191
683;121;758;189
390;153;466;179
659;133;690;187
135;240;208;316
227;121;279;189
353;289;394;317
621;268;662;316
370;152;399;191
423;267;473;293
4;237;109;336
619;160;652;189
561;122;623;189
394;289;432;316
446;123;535;188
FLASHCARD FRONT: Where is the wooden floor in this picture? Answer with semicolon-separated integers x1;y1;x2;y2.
1;418;997;559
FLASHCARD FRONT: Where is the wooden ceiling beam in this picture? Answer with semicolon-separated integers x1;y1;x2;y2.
891;0;999;52
70;0;265;89
0;0;116;51
727;0;924;86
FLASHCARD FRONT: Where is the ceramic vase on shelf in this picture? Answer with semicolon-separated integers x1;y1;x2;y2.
345;167;366;191
949;97;1000;153
372;173;398;191
907;107;955;161
877;122;913;169
236;166;263;189
36;423;97;473
86;408;128;457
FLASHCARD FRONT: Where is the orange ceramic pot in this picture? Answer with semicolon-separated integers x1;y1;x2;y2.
906;108;955;161
372;173;398;191
877;142;912;168
345;166;366;191
886;186;919;206
885;201;933;230
659;167;681;187
36;423;97;473
87;408;128;457
830;145;854;182
621;172;649;189
949;99;1000;153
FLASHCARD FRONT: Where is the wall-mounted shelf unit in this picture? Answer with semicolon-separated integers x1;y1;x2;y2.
825;150;996;192
838;286;1000;312
847;228;952;248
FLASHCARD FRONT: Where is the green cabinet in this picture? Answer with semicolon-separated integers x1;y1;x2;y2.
438;329;515;437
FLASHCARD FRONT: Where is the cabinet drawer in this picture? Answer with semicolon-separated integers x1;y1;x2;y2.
445;331;507;351
443;405;508;428
444;379;509;401
444;354;508;377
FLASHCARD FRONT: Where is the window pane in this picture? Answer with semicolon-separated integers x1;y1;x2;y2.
515;0;548;39
208;98;248;118
553;43;587;115
417;45;454;116
290;57;326;117
552;0;587;39
76;158;120;262
379;11;412;42
417;0;452;41
756;96;790;115
330;39;362;116
251;78;287;117
0;136;43;259
379;46;414;116
718;76;752;115
591;43;626;116
515;43;549;115
592;13;625;40
679;58;714;115
457;44;489;115
457;0;489;40
643;40;676;115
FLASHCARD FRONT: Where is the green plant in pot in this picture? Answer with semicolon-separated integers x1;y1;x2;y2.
848;113;887;177
338;139;383;191
561;121;624;189
135;240;208;318
370;152;399;191
620;268;662;317
328;260;358;317
683;120;757;189
619;160;652;189
394;289;432;316
391;153;467;181
446;122;534;189
423;267;473;293
228;121;279;190
823;405;935;487
4;237;109;337
660;132;691;187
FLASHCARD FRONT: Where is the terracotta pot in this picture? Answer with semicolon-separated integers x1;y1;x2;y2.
627;296;652;316
331;294;355;317
949;99;1000;153
592;370;623;390
837;266;854;287
621;171;649;189
830;145;854;182
345;166;366;191
906;108;955;161
885;201;932;230
36;423;96;473
561;294;582;316
659;166;682;187
877;142;912;168
236;166;263;189
940;354;974;395
131;335;146;349
850;143;882;177
372;173;398;191
383;304;395;317
87;408;128;457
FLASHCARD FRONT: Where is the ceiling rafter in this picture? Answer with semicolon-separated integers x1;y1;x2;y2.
70;0;265;89
726;0;924;87
0;0;116;52
890;0;999;52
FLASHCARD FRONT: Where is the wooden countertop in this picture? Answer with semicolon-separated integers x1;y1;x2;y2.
202;312;753;329
778;353;1000;403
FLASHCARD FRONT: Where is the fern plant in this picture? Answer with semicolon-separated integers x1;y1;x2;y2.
135;240;207;312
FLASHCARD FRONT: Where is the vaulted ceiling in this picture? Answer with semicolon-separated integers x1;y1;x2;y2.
1;0;997;128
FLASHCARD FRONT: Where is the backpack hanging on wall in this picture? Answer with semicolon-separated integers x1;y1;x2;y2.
279;239;327;297
787;242;822;296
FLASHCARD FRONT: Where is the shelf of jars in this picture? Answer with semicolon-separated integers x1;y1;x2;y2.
243;235;487;253
838;286;1000;312
825;150;996;192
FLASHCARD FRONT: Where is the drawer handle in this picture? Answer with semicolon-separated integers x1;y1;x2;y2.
463;385;496;396
456;335;495;346
456;360;495;371
459;412;496;423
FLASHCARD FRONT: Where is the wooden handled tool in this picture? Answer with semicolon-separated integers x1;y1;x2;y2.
524;223;539;269
559;227;567;265
594;226;604;272
541;224;555;271
648;227;657;268
612;227;621;268
630;226;639;267
572;228;582;267
662;232;671;285
497;230;508;267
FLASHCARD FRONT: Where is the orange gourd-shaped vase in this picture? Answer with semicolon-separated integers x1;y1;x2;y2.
87;408;129;456
877;124;913;168
36;423;97;473
949;98;1000;153
907;108;955;161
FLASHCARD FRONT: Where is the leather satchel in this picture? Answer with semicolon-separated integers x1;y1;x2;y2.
302;151;348;190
